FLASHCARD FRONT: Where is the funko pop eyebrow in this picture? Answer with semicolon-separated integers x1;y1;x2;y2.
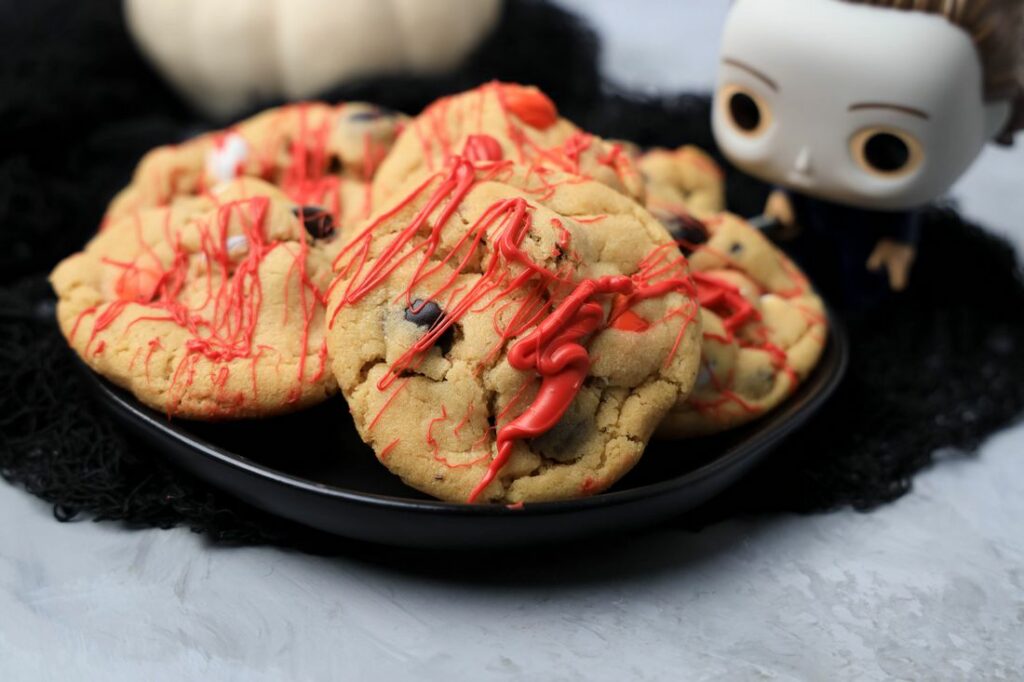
844;0;1024;144
722;57;779;91
848;102;931;119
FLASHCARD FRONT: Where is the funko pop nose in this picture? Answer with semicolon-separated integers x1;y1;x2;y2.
786;147;815;188
793;148;812;176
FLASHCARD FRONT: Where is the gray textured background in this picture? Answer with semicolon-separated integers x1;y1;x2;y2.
2;3;1022;680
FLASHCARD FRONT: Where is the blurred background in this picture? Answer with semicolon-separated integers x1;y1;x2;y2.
4;0;1018;286
555;0;1024;251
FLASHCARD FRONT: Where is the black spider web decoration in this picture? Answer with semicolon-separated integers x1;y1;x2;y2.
1;0;1022;551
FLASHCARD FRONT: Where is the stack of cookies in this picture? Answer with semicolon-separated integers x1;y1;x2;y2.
50;83;827;504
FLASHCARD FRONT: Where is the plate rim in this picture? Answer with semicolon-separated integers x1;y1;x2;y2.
88;312;848;518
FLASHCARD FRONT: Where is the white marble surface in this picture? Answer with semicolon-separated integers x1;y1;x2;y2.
2;426;1022;681
3;3;1023;680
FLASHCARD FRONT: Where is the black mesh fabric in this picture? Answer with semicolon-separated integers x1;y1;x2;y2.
1;0;1022;551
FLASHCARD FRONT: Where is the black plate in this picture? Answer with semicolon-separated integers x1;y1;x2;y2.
87;317;847;548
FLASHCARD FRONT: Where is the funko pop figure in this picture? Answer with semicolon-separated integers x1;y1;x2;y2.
713;0;1023;306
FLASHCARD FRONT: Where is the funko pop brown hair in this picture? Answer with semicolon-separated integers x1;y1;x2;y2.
844;0;1024;144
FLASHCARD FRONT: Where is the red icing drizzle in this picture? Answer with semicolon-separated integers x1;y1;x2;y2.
408;82;637;194
685;221;823;417
75;196;326;417
379;438;401;461
467;275;634;502
610;309;650;332
113;102;389;229
463;134;504;163
279;105;341;212
694;272;760;337
499;84;558;129
328;151;698;502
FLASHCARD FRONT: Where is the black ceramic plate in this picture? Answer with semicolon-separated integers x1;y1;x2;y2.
88;317;847;549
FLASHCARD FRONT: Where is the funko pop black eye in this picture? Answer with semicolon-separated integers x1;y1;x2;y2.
863;132;910;173
729;92;762;132
719;84;772;137
851;127;923;178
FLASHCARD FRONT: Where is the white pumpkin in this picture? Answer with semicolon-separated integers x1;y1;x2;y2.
124;0;503;120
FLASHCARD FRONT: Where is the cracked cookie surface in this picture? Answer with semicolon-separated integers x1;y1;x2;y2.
106;101;407;235
51;178;339;419
328;156;702;503
656;212;828;438
372;82;646;208
640;145;726;219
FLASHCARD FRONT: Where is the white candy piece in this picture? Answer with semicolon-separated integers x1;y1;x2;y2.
205;133;249;184
226;235;249;256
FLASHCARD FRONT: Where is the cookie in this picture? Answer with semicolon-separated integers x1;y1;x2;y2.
51;178;338;419
656;212;827;438
327;154;702;503
640;145;726;218
371;82;646;207
106;101;407;231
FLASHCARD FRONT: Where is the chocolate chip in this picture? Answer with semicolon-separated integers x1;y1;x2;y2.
404;299;454;353
660;213;708;255
729;242;744;255
404;299;443;327
292;205;335;239
677;221;709;247
348;107;396;122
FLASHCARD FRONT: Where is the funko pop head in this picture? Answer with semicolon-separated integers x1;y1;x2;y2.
713;0;1024;211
